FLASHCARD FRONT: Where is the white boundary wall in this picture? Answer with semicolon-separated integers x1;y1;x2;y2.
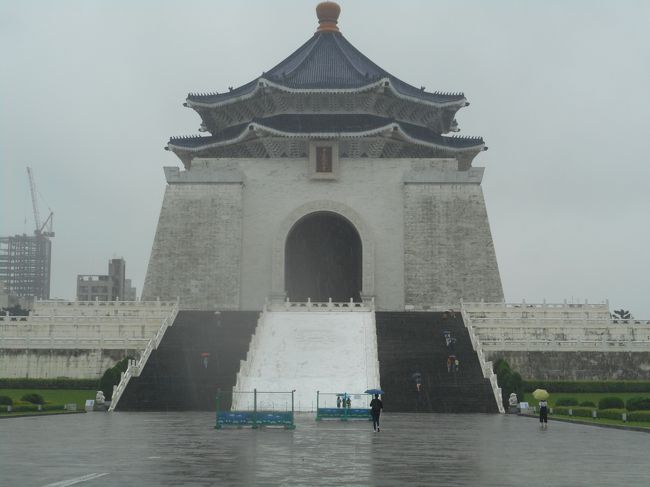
0;299;178;378
462;301;650;352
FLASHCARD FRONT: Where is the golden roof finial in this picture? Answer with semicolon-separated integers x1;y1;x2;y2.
316;1;341;33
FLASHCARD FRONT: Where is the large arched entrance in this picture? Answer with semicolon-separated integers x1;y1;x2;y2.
285;211;362;302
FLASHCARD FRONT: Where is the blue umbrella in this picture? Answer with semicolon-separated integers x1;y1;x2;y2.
365;389;385;395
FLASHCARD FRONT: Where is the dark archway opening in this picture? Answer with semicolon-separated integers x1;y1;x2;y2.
285;212;362;302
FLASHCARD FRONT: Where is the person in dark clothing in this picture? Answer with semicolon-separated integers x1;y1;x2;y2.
539;399;548;428
412;372;422;392
370;394;383;432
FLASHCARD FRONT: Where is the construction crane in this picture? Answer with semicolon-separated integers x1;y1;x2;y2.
26;167;55;237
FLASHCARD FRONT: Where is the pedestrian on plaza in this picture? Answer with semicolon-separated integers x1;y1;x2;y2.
337;396;341;408
539;399;548;428
447;356;453;373
412;371;422;392
370;393;383;432
346;397;351;408
454;358;460;373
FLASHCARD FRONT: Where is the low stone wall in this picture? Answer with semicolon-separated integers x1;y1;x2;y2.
0;299;178;380
0;348;136;379
486;351;650;380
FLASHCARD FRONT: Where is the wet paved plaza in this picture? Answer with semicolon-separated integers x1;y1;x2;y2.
1;412;648;486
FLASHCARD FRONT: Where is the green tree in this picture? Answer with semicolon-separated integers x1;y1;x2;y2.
1;304;29;316
612;309;632;320
98;357;132;400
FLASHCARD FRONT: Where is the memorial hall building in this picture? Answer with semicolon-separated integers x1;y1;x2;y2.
141;2;503;312
6;3;647;415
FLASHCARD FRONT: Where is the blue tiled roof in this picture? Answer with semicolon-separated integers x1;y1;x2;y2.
187;32;465;106
168;114;483;150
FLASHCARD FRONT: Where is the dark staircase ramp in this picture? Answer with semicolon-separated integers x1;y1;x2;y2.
117;311;258;411
376;312;498;413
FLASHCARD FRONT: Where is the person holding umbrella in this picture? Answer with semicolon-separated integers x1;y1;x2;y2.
366;389;384;432
370;394;383;432
533;389;550;428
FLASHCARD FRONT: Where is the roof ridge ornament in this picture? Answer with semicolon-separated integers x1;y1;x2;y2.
316;1;341;33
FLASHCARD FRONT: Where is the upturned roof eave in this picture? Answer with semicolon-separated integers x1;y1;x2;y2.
185;77;467;111
166;122;484;155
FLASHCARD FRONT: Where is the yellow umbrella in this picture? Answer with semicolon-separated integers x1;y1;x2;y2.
532;389;549;400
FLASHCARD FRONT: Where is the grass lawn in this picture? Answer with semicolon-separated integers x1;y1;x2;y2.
550;413;650;429
0;409;84;417
0;389;96;409
523;392;649;408
522;392;650;430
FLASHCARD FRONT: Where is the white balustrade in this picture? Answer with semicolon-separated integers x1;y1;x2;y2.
460;304;505;414
461;300;650;412
108;301;179;412
264;298;374;312
461;300;650;352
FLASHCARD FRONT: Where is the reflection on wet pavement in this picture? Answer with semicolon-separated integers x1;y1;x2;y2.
2;412;648;486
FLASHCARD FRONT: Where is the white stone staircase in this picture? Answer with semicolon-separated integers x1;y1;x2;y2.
233;301;380;411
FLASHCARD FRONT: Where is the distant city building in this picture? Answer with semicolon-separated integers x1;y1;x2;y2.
124;279;137;301
0;281;9;309
0;234;52;300
77;258;132;301
0;279;33;311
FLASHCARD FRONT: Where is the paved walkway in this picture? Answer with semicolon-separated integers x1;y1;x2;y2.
2;412;648;486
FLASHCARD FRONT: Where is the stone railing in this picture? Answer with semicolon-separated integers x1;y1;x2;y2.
463;301;650;352
403;304;460;312
468;317;623;326
462;300;612;321
0;315;166;326
476;338;650;352
264;298;374;312
0;318;168;350
31;298;177;317
108;300;179;412
0;336;151;350
460;304;505;414
611;319;650;325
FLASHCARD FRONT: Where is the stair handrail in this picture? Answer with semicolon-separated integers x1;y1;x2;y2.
460;301;505;413
108;299;179;412
233;309;267;408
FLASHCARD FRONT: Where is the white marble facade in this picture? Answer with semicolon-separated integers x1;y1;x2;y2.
142;156;503;311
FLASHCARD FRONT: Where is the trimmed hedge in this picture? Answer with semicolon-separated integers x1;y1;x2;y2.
42;404;65;411
21;393;45;405
626;397;650;411
524;381;650;393
598;397;624;410
11;405;40;412
0;378;98;390
627;411;650;422
2;404;65;413
0;395;13;406
598;408;626;420
553;406;595;417
579;401;596;408
555;398;579;407
572;407;595;418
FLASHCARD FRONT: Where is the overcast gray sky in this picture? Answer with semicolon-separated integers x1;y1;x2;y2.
1;1;649;316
